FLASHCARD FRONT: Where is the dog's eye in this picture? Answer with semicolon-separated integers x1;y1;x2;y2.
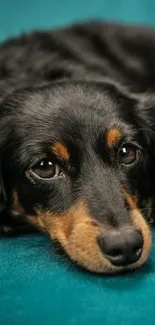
31;160;63;179
118;145;139;165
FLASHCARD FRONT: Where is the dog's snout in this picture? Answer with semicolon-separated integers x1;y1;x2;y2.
97;228;143;267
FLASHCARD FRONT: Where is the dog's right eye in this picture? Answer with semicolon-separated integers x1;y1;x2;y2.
117;144;140;166
30;159;64;179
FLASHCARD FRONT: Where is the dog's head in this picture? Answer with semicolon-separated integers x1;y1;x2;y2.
0;80;154;273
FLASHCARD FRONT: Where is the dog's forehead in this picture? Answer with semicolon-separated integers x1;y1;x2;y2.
13;83;136;166
25;83;119;112
14;82;136;156
22;83;129;132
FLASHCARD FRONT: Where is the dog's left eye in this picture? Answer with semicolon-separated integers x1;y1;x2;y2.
118;145;139;165
31;159;64;179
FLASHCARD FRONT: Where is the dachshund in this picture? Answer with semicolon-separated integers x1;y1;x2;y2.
0;21;155;273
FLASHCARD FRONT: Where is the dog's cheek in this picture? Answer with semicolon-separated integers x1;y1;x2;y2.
125;191;152;266
63;221;115;273
11;191;25;215
36;201;118;273
131;209;152;268
11;191;42;230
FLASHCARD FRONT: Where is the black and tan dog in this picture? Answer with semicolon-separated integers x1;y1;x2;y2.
0;21;155;273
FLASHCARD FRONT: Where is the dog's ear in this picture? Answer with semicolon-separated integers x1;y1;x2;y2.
133;93;155;148
0;167;6;214
0;90;30;221
0;106;14;217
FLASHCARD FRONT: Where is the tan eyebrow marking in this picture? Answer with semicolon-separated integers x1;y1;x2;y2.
51;142;69;161
106;128;122;147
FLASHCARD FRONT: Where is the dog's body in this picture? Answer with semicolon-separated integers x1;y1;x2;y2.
2;21;155;96
1;21;155;273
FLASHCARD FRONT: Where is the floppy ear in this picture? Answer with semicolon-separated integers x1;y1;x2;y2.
0;167;7;214
0;106;14;218
0;89;30;221
133;92;155;148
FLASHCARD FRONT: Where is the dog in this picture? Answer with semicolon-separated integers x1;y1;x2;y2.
0;21;155;273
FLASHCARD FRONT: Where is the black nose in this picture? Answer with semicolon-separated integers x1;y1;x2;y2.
97;228;143;266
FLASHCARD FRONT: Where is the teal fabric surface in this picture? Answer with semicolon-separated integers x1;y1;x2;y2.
1;0;155;324
0;233;155;325
0;0;155;41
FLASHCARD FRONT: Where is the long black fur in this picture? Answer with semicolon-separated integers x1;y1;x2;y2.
0;20;155;240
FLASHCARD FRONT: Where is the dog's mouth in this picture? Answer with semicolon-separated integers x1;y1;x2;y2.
11;191;152;273
30;201;152;274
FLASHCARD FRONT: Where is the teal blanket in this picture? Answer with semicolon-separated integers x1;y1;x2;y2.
0;233;155;325
1;0;155;40
0;0;155;324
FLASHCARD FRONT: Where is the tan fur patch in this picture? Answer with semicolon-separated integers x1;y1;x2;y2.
130;209;152;269
125;191;137;210
107;128;122;147
27;202;115;273
11;191;25;216
26;200;151;273
123;191;152;269
51;142;69;161
24;199;152;273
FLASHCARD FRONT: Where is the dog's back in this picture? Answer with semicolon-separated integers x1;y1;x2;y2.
0;21;155;99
